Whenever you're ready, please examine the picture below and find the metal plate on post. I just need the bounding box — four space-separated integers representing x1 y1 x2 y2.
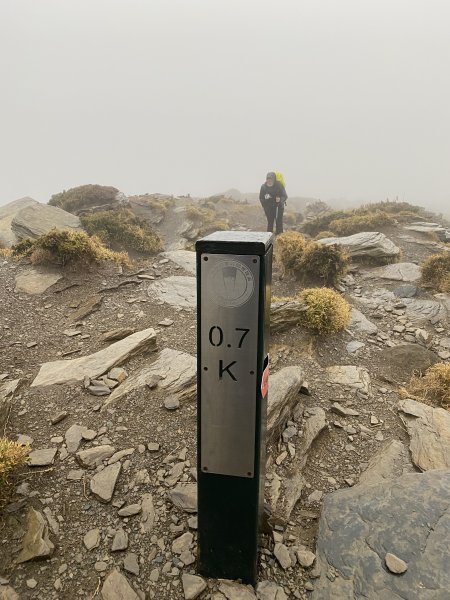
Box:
200 253 260 478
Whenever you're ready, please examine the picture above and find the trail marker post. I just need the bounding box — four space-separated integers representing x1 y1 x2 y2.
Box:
196 231 273 584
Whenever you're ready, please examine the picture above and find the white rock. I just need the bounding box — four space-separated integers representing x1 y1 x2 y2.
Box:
101 569 139 600
182 574 207 599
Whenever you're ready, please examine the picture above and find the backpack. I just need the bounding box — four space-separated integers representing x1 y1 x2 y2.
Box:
275 172 286 189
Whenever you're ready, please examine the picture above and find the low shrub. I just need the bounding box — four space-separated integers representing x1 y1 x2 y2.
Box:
12 229 130 268
421 253 450 293
277 231 348 286
407 363 450 409
0 240 12 258
80 208 162 254
284 211 297 226
329 211 393 236
297 288 351 334
315 231 335 240
185 203 230 237
49 184 120 214
0 438 30 487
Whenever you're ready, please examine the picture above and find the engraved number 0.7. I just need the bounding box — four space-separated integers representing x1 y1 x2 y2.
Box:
208 326 250 348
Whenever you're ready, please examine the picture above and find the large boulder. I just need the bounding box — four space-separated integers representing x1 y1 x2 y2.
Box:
318 231 400 259
15 268 62 295
312 470 450 600
11 203 82 240
379 344 439 383
0 197 38 246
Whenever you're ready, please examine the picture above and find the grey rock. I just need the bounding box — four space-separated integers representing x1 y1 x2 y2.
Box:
164 396 180 410
363 262 421 282
359 440 414 485
28 448 57 466
296 545 316 568
118 503 141 517
65 424 89 453
0 196 38 246
311 470 450 600
88 384 111 396
160 250 196 274
326 365 371 395
274 543 292 569
398 399 450 471
270 300 307 333
11 202 82 240
380 344 439 383
15 268 62 295
17 507 54 563
385 552 408 574
101 569 139 600
102 329 135 343
104 348 196 409
32 327 157 387
76 445 115 468
68 294 103 322
346 341 365 354
111 528 128 551
318 231 400 259
172 532 193 554
182 574 207 600
169 483 197 513
67 469 84 481
274 407 327 520
348 309 378 334
0 586 20 600
393 284 418 298
83 528 100 550
256 580 288 600
123 552 139 576
267 366 304 443
218 580 256 600
158 318 174 327
147 275 196 308
108 367 128 382
0 379 20 431
403 297 448 325
108 448 135 464
90 462 121 503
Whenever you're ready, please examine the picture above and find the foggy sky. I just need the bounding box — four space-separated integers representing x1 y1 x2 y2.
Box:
1 0 449 212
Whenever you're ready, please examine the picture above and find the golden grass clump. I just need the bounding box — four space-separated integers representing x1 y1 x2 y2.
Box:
421 253 450 293
277 231 348 286
185 203 230 237
296 288 351 334
329 210 393 236
314 231 335 240
407 363 450 409
49 184 119 214
12 229 130 268
0 240 12 258
80 208 162 254
0 438 30 487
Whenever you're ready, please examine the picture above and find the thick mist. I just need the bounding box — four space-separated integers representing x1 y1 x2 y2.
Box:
0 0 449 215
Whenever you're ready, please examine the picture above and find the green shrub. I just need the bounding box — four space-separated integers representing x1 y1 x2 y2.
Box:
421 253 450 293
407 363 450 409
296 288 351 334
49 184 120 214
0 438 30 487
80 208 162 254
12 229 130 268
276 231 348 285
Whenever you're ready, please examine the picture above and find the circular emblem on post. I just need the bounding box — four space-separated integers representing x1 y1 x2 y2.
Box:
207 258 255 307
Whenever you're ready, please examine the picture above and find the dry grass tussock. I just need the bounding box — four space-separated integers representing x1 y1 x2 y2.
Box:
297 288 351 334
406 363 450 409
80 208 162 254
49 184 119 214
302 200 424 237
420 252 450 293
0 240 12 258
276 231 348 286
12 229 130 268
0 438 30 488
185 204 229 236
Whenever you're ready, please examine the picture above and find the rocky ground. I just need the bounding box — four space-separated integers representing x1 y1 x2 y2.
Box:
1 204 450 600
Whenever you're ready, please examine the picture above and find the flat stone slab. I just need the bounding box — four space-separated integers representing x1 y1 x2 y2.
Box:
402 297 448 324
311 470 450 600
11 202 82 240
160 250 196 274
101 569 139 600
325 365 371 395
31 328 156 387
379 344 439 383
17 507 54 563
318 231 400 259
90 462 121 503
358 440 414 485
363 262 421 282
15 269 62 295
28 448 57 467
270 300 307 333
104 348 196 408
147 276 196 308
398 398 450 471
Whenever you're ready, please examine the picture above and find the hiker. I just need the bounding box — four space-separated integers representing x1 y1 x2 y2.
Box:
259 171 287 235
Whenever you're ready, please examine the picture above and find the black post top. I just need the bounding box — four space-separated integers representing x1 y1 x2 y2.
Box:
196 231 274 256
